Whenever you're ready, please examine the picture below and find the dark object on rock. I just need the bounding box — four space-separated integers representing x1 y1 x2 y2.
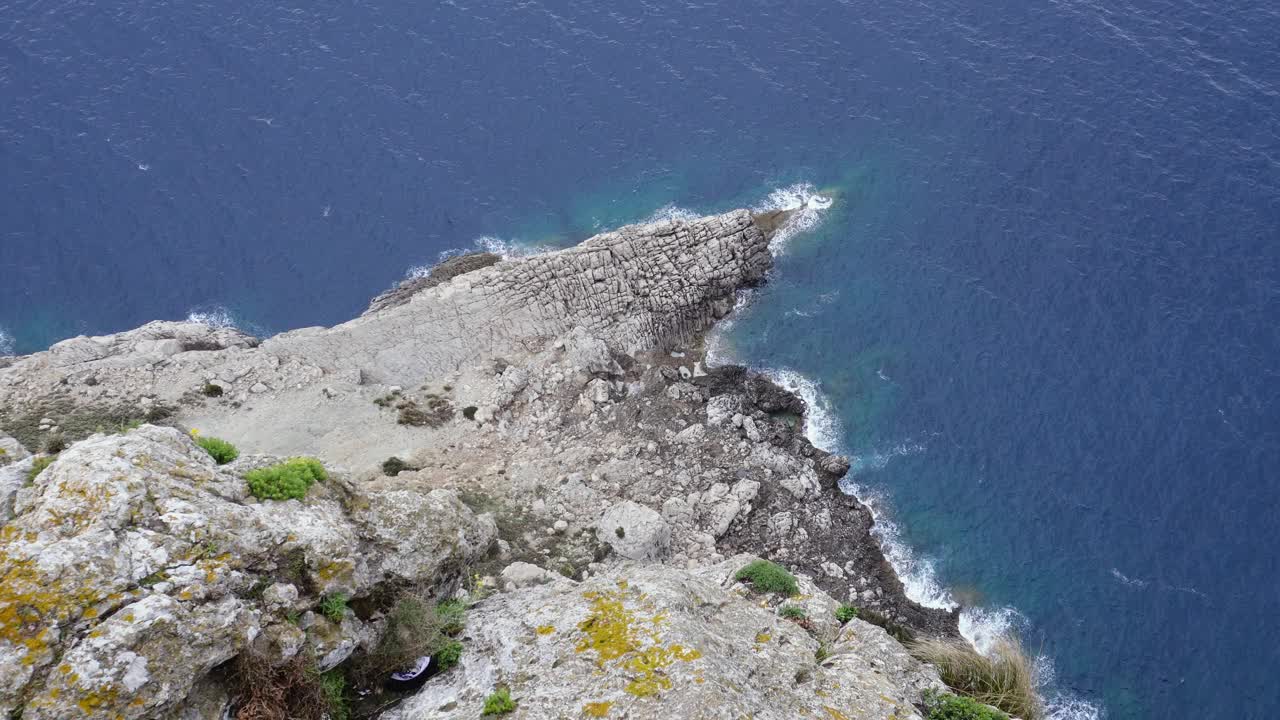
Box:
181 339 228 352
396 395 455 427
385 655 437 692
382 456 415 477
201 382 224 397
365 252 502 315
462 406 478 421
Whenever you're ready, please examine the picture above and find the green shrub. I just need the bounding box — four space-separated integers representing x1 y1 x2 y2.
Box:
779 605 807 620
435 599 467 635
317 669 350 720
364 595 468 682
201 383 224 397
815 643 832 663
26 455 55 484
923 689 1009 720
734 559 798 596
245 457 327 500
195 435 239 465
910 638 1041 720
482 687 517 715
436 639 463 671
319 593 348 623
836 604 858 623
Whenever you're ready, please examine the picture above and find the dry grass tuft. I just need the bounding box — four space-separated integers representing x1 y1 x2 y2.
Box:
230 653 329 720
909 636 1043 720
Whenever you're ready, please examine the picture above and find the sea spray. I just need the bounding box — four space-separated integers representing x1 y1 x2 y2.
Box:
417 235 555 275
185 306 238 329
760 367 844 453
641 203 700 224
0 326 14 356
750 182 833 255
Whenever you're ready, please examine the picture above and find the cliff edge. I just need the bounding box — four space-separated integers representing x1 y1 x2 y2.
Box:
0 210 969 720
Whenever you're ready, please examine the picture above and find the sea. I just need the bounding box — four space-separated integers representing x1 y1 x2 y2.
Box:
3 1 1278 717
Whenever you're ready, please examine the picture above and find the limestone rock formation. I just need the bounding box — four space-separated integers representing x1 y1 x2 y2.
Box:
0 210 970 719
383 557 945 720
0 426 494 719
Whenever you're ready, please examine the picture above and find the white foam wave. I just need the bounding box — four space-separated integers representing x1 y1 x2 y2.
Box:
1110 567 1149 589
473 235 551 260
760 367 843 453
0 326 14 356
1036 656 1105 720
642 203 700 224
850 441 927 473
185 306 238 329
959 605 1024 654
842 479 959 611
1045 695 1103 720
750 182 834 255
702 287 757 368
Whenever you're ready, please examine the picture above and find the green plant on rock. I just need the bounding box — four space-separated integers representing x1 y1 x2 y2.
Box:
245 457 327 500
779 605 807 620
317 668 350 720
922 689 1009 720
836 604 858 623
364 595 469 681
26 455 55 484
195 435 239 465
435 599 467 635
436 639 463 672
482 687 517 715
319 593 348 623
911 639 1041 720
734 559 799 596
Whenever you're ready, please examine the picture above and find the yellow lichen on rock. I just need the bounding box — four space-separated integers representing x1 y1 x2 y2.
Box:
573 583 703 699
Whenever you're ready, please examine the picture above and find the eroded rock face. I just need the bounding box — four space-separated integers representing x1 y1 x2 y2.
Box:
383 557 945 720
0 426 494 719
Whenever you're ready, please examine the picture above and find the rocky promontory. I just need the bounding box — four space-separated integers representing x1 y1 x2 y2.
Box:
0 210 973 719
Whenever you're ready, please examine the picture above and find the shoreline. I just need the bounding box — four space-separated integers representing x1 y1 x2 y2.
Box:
0 206 1041 718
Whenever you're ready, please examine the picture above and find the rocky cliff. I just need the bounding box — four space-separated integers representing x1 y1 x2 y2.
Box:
0 210 965 719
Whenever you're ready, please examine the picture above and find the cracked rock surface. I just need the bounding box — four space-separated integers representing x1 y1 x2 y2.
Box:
0 210 961 719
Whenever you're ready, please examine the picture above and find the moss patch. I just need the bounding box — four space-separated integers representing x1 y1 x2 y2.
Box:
245 458 326 501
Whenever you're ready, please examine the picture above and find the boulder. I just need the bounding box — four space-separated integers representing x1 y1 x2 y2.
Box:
597 501 671 561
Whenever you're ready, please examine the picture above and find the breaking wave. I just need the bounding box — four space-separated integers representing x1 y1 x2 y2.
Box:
760 367 844 453
1039 657 1105 720
750 182 833 255
641 203 700 224
422 235 555 274
0 326 14 356
185 305 238 329
775 365 1101 719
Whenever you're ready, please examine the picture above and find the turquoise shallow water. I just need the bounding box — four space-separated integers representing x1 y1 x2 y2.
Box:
5 1 1280 717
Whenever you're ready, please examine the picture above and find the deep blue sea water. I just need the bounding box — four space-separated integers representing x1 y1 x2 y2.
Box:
4 1 1279 717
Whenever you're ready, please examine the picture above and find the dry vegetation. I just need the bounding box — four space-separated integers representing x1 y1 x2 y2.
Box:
908 636 1043 720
